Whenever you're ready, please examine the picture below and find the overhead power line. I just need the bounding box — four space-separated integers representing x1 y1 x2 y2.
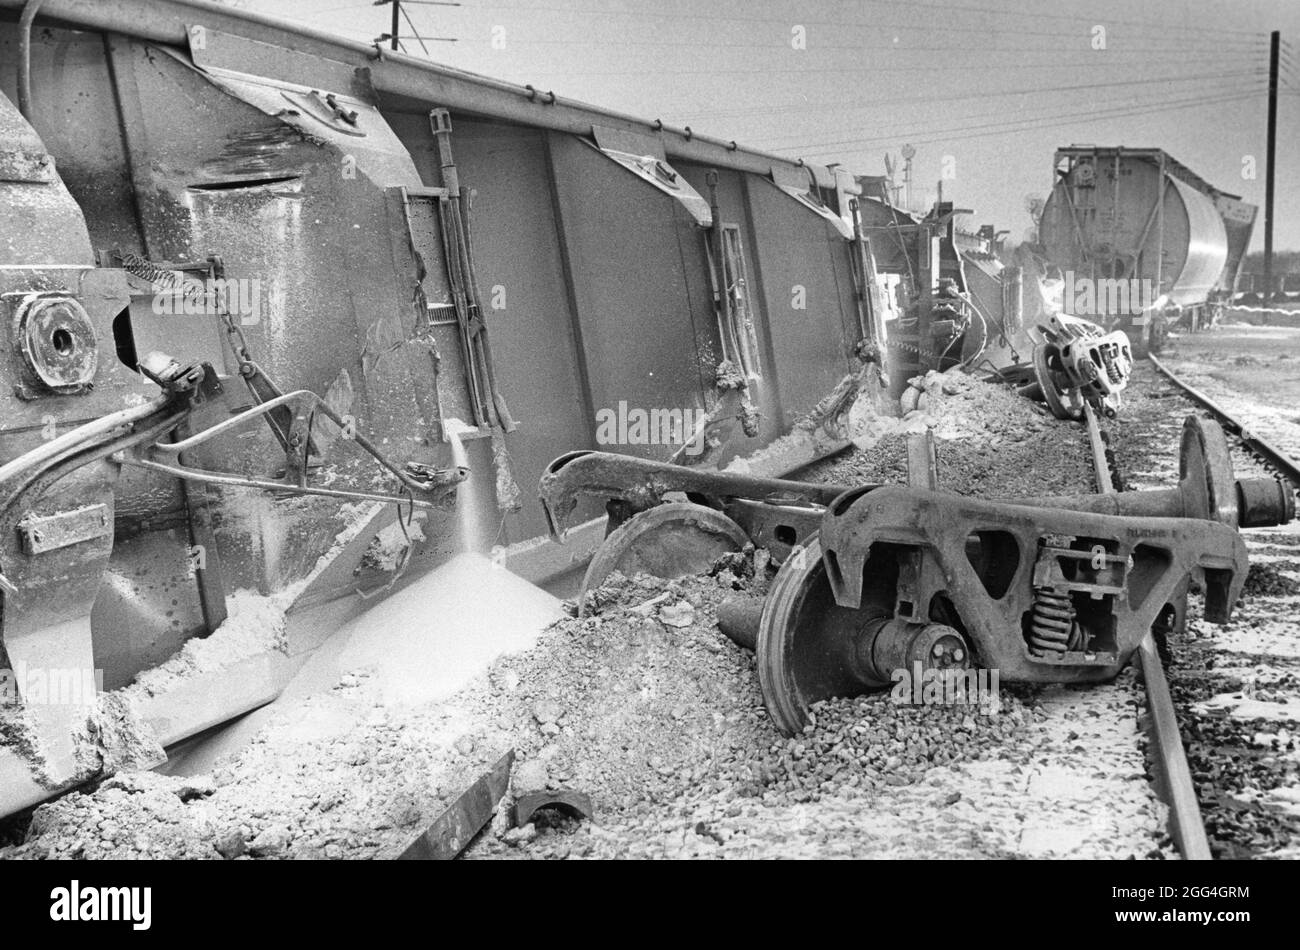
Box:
853 0 1266 39
455 39 1264 57
758 80 1268 149
470 1 1268 45
771 82 1267 153
784 89 1265 157
533 59 1268 78
661 68 1266 123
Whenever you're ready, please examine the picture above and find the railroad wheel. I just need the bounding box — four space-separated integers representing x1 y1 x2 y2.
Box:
1033 342 1084 421
757 536 878 735
577 501 748 615
1179 416 1237 528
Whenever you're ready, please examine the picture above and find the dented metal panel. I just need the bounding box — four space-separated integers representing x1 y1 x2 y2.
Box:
546 133 714 459
585 139 711 227
741 175 862 425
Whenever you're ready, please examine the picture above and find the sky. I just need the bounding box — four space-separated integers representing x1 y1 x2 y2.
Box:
243 0 1300 250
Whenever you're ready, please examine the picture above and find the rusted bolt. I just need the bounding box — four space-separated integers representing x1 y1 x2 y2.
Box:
16 294 97 392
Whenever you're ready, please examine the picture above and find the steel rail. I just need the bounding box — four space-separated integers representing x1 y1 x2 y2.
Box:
1084 402 1212 861
1149 353 1300 490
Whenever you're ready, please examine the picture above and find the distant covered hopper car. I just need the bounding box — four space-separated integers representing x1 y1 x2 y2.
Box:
1040 146 1256 355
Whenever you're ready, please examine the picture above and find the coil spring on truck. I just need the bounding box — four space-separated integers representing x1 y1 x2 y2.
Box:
1028 587 1085 655
1100 345 1126 385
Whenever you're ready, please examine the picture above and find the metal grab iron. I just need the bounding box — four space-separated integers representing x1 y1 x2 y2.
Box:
117 359 468 511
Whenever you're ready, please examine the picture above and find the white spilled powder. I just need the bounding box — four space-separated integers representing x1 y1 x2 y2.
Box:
1164 348 1300 461
287 552 564 709
724 367 889 477
443 418 487 553
123 590 293 700
298 501 386 589
116 502 382 702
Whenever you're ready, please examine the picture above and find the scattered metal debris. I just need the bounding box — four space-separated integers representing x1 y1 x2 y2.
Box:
398 751 515 860
1030 313 1133 420
514 789 593 827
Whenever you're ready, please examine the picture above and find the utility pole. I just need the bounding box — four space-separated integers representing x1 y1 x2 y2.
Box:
1264 30 1279 302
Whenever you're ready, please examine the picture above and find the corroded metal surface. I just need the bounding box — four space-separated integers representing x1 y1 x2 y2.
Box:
398 751 514 861
539 450 852 539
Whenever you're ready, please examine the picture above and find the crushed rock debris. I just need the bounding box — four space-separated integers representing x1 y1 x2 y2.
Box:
805 369 1094 498
1243 562 1300 599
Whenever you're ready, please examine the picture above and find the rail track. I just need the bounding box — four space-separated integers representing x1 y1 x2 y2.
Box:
1149 354 1300 489
1083 403 1212 860
1099 352 1300 859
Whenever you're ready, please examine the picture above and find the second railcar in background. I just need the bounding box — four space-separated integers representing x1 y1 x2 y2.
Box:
1040 146 1256 355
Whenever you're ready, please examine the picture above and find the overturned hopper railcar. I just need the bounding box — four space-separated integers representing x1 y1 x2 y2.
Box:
0 0 895 816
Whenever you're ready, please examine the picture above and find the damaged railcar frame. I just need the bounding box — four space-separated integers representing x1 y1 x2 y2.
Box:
0 0 890 816
542 417 1293 735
